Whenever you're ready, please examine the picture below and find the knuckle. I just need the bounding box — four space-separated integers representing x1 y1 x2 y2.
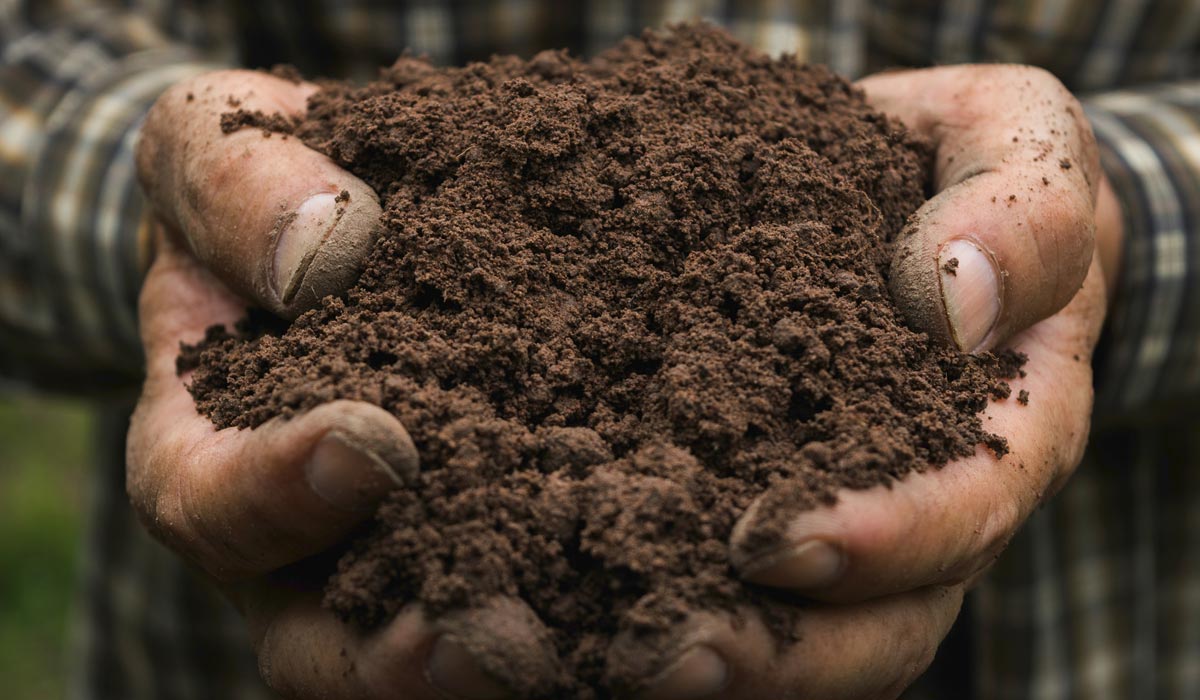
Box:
127 442 191 554
875 598 950 697
137 93 177 179
965 64 1062 98
1019 64 1064 90
151 74 208 122
139 71 231 196
1058 193 1095 272
126 428 248 579
898 631 938 675
133 127 158 183
902 641 939 690
1064 397 1093 467
1045 396 1093 499
176 472 254 581
969 496 1022 571
174 69 253 102
989 63 1069 99
1028 177 1095 303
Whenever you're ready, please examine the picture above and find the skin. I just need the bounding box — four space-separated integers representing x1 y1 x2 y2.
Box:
128 64 1122 699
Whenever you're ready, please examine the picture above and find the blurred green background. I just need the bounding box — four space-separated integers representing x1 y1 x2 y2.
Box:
0 394 92 699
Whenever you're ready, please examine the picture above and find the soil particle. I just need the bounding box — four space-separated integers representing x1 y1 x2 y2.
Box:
942 257 959 275
270 63 305 84
184 24 1022 698
219 108 297 136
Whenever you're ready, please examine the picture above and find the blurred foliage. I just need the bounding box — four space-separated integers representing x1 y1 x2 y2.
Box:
0 395 92 700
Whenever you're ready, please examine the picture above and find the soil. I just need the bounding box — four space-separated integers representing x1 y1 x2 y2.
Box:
182 24 1023 698
218 108 297 136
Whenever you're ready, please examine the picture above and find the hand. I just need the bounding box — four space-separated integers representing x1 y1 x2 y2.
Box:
613 65 1121 699
128 71 561 699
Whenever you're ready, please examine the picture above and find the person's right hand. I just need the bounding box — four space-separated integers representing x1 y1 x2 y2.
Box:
129 70 562 700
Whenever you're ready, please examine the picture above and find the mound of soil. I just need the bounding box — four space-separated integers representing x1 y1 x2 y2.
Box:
183 24 1020 698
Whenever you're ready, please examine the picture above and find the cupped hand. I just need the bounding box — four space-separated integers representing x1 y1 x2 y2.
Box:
613 65 1122 699
128 71 562 700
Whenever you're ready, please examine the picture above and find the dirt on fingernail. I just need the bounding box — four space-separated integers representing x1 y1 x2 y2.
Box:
180 23 1023 698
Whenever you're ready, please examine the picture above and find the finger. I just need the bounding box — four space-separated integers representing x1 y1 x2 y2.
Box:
237 584 562 700
136 69 381 317
729 254 1106 602
127 238 417 580
608 585 963 700
858 65 1099 351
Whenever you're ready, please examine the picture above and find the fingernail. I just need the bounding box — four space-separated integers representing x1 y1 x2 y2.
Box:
739 539 844 590
938 239 1001 352
273 192 341 304
636 645 729 700
304 431 401 512
426 635 514 700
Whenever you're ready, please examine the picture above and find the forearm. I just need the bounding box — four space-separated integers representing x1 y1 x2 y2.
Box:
0 3 220 392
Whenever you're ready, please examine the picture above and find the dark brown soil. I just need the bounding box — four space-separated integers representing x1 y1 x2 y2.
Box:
183 24 1021 698
218 108 297 136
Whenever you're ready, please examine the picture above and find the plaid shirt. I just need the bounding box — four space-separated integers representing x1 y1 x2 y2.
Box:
1 1 1197 698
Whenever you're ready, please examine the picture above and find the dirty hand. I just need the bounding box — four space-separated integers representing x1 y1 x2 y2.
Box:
618 65 1121 699
128 71 560 700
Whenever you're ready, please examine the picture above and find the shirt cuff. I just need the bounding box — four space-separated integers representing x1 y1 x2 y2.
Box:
11 54 217 390
1084 83 1200 418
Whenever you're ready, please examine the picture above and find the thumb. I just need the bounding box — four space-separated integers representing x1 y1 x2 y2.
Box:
136 69 381 318
859 65 1098 351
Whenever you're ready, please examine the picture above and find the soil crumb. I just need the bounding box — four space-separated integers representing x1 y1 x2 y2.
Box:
219 108 297 136
183 24 1022 698
269 63 304 84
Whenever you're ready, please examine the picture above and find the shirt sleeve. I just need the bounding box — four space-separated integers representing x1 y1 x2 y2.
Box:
0 2 221 393
1083 82 1200 419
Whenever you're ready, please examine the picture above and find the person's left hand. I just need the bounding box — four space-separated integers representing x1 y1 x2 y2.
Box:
607 65 1121 699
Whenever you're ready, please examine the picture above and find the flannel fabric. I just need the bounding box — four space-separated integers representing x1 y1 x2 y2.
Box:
0 1 1197 698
